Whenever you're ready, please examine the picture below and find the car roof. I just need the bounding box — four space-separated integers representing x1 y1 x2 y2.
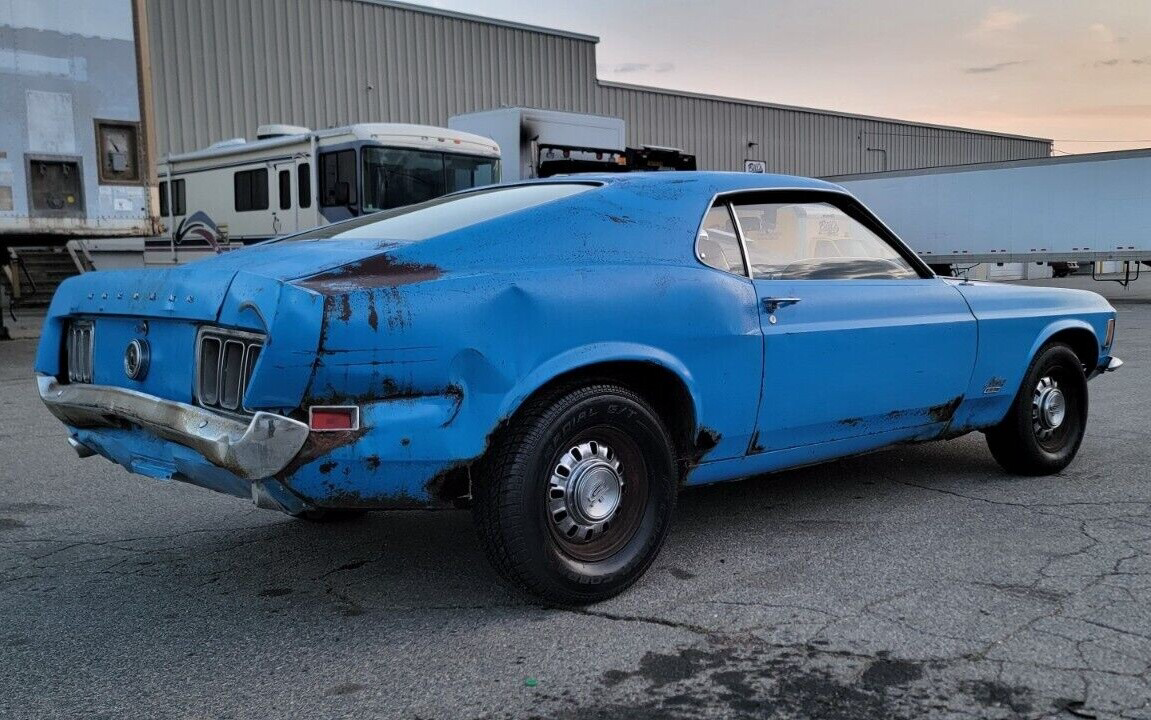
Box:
528 170 847 196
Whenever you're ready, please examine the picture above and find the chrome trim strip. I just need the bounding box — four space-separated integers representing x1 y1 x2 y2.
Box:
38 375 308 480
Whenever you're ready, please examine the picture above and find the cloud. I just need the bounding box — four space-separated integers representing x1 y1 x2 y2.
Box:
608 62 675 74
962 60 1024 74
1093 57 1151 68
975 7 1028 33
1053 104 1151 118
1089 22 1116 44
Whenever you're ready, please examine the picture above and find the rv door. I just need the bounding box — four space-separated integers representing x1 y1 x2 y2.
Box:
272 160 301 236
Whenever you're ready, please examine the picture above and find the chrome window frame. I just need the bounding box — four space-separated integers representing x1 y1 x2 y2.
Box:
692 187 934 281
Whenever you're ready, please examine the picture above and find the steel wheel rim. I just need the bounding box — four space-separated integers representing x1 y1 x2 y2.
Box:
1031 368 1075 451
544 427 648 563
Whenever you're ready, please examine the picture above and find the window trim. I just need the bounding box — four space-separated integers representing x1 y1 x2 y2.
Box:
694 188 933 280
694 201 750 278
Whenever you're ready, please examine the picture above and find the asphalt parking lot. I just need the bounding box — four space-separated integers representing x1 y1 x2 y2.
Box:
2 289 1149 720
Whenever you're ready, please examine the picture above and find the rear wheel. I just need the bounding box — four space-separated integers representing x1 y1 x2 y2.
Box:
472 383 677 605
986 343 1088 475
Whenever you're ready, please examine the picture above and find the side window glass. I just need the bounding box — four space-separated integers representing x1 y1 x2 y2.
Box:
298 163 311 208
696 203 746 276
234 169 268 212
278 169 291 210
320 150 357 207
734 202 917 280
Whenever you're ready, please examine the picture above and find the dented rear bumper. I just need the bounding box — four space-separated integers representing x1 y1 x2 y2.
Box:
37 375 309 481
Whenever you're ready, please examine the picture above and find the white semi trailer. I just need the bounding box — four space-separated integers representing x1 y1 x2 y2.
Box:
825 149 1151 282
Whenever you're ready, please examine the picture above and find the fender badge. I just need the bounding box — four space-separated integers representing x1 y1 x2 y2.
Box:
983 376 1006 394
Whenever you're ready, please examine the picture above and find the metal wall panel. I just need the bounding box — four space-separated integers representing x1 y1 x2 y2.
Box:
147 0 1051 174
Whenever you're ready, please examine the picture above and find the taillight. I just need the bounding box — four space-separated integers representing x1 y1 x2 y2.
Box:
309 406 360 432
1105 318 1115 348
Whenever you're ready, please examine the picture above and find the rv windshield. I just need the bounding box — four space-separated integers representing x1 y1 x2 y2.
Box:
362 147 500 211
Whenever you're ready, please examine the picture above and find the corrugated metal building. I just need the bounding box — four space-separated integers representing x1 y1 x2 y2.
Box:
145 0 1051 175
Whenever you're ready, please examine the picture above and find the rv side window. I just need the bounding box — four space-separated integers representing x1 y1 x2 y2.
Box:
158 179 185 216
298 163 311 208
278 170 291 210
234 168 269 212
320 150 357 207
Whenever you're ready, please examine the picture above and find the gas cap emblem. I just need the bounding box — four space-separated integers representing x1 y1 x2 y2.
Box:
124 339 150 380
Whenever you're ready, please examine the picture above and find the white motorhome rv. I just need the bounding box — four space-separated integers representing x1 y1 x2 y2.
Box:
79 123 500 268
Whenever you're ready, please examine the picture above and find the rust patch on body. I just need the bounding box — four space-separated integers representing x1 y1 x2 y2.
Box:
366 294 379 331
747 430 765 455
928 396 963 424
277 427 367 478
299 253 442 294
683 427 722 474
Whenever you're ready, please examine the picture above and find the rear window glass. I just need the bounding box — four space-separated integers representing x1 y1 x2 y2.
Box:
282 183 596 243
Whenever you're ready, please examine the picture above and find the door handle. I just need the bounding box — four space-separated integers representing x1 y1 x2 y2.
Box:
763 297 802 313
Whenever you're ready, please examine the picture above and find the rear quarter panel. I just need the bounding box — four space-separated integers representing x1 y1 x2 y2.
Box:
282 261 763 505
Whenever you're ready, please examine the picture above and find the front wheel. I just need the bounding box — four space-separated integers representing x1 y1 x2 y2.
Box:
986 343 1088 475
472 383 678 605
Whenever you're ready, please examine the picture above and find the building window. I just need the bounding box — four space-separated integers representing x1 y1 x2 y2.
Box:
159 179 186 216
94 120 141 184
298 163 311 208
278 169 291 210
320 150 356 206
234 168 268 212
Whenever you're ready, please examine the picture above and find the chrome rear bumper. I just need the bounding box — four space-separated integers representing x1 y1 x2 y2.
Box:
37 375 309 480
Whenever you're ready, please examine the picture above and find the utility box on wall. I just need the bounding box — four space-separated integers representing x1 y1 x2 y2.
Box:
0 0 154 242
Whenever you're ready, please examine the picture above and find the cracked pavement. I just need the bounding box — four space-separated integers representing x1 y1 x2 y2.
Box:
1 301 1149 719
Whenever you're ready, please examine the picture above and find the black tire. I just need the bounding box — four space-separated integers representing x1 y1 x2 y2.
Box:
472 383 678 605
291 508 369 523
986 343 1088 475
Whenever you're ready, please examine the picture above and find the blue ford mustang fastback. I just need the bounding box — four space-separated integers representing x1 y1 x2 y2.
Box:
36 172 1121 603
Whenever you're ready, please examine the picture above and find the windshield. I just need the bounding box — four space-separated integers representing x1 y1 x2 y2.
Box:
362 147 500 211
